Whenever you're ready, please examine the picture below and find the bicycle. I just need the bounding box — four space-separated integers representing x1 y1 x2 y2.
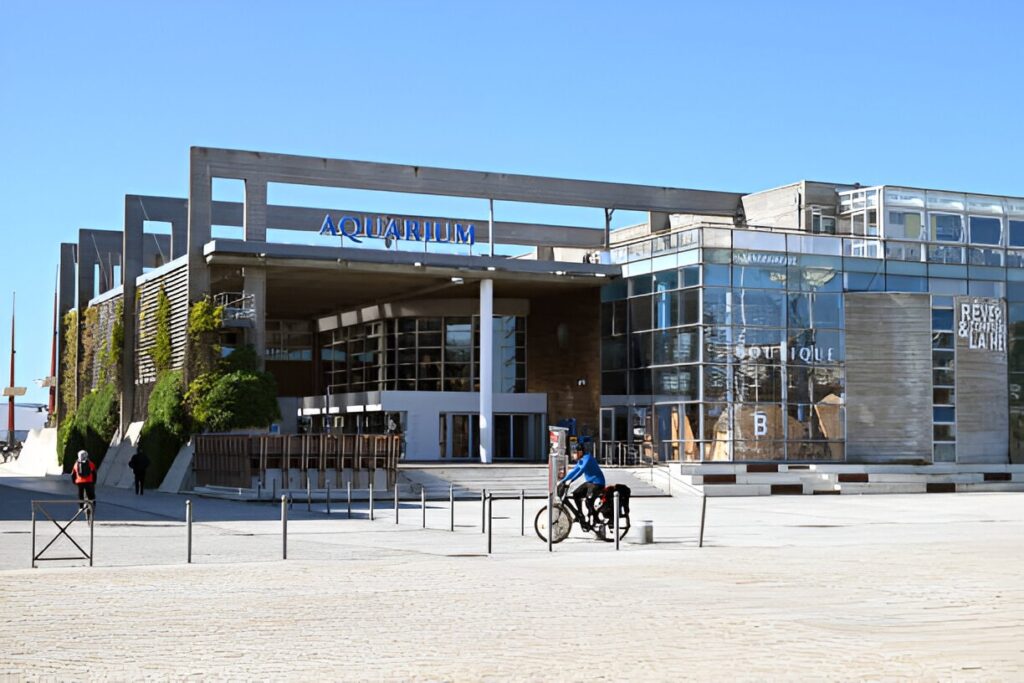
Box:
534 483 630 543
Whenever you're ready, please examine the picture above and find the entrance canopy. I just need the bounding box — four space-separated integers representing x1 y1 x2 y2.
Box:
204 238 618 319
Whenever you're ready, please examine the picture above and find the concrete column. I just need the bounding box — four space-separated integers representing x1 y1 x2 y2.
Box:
170 219 188 260
479 278 493 464
187 149 212 304
186 151 213 383
76 230 97 313
121 198 145 432
244 267 267 369
55 243 77 423
244 177 268 242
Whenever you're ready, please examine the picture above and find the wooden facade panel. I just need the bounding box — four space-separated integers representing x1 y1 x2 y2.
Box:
955 297 1009 463
135 264 188 383
845 293 932 463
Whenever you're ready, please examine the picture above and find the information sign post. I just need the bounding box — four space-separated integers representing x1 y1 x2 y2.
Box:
547 426 568 553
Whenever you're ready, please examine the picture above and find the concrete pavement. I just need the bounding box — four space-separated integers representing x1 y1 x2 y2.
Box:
0 475 1022 679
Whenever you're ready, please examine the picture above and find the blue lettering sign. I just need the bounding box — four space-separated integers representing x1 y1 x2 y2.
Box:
404 219 421 241
319 215 339 236
320 213 475 247
454 223 475 245
339 216 363 243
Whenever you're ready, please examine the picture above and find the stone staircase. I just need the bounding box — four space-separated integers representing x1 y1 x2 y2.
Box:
634 462 1024 497
397 464 667 499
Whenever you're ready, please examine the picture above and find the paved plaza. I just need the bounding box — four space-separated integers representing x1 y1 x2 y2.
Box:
0 475 1022 680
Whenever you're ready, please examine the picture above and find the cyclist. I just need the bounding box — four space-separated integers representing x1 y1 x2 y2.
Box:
558 443 605 531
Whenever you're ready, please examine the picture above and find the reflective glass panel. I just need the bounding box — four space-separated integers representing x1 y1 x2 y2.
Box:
1010 220 1024 248
887 274 928 292
629 296 652 331
679 290 700 325
653 291 679 329
732 289 785 326
702 287 729 326
732 364 782 402
885 241 924 261
967 247 1004 266
703 326 730 363
652 327 699 364
703 365 728 401
930 213 964 242
969 216 1001 245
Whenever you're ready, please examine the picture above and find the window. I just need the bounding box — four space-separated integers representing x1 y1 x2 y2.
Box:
969 216 1001 245
886 211 923 240
1010 220 1024 248
930 213 963 242
887 274 928 292
811 209 837 235
265 320 313 361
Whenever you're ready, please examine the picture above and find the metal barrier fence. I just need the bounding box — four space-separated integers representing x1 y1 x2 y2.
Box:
31 500 94 568
598 441 658 467
29 480 708 568
180 486 636 563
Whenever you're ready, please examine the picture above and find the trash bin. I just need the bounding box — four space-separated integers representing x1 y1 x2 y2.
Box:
631 519 654 544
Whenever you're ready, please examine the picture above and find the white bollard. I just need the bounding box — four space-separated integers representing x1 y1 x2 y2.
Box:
632 519 654 545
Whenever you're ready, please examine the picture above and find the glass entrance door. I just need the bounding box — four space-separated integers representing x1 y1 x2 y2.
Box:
445 413 534 460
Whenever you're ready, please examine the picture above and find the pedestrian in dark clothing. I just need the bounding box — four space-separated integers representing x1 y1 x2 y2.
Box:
129 448 150 495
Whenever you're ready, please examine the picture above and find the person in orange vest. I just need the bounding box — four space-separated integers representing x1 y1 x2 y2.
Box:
72 450 97 513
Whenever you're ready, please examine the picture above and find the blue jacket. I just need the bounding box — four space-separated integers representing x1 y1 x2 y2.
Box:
561 453 605 487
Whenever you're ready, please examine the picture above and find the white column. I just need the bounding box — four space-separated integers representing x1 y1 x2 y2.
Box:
479 278 494 463
488 198 495 258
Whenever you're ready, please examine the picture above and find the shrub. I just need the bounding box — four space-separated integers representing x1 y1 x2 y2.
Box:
188 296 223 377
187 346 281 432
58 383 119 469
149 287 173 373
138 370 189 488
60 310 78 414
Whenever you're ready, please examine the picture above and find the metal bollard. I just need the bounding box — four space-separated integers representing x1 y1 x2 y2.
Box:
421 487 426 529
89 503 94 566
613 491 620 551
30 505 35 569
699 494 707 548
186 499 193 563
520 489 525 536
395 485 400 524
480 489 486 533
369 484 374 521
326 481 331 515
256 483 262 500
307 478 312 513
487 494 493 555
281 495 288 560
449 484 454 532
272 478 277 500
347 481 352 519
547 492 553 553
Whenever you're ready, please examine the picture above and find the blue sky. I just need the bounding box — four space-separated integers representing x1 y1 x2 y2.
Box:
2 0 1023 404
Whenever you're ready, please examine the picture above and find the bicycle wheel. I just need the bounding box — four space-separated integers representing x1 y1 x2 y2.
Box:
534 504 573 543
594 515 630 542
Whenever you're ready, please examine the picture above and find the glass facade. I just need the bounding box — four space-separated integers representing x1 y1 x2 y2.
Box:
603 186 1023 463
321 316 526 395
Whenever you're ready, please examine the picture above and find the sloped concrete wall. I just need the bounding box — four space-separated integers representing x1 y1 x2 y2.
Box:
0 428 61 476
97 422 145 488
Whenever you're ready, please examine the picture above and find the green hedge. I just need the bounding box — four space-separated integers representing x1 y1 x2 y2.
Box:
187 346 281 433
138 370 190 488
58 383 119 470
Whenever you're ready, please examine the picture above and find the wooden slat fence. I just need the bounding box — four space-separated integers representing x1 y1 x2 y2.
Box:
193 434 401 489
